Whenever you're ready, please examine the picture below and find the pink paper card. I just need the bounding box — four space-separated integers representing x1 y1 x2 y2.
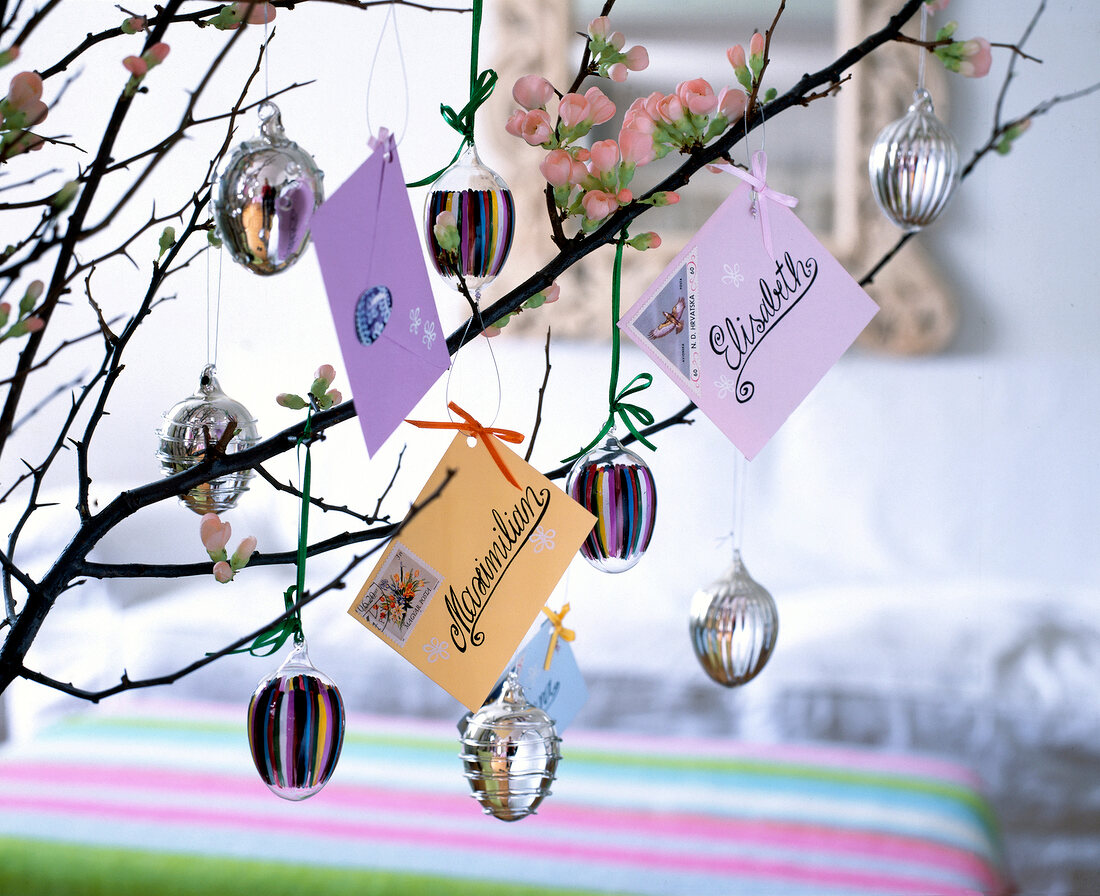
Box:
311 133 451 456
619 179 878 459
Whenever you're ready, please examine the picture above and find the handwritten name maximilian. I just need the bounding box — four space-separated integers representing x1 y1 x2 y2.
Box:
445 484 551 653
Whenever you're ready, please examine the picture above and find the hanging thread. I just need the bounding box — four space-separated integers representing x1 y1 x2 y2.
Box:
407 0 497 187
205 244 223 369
917 3 928 91
365 3 410 148
563 230 656 463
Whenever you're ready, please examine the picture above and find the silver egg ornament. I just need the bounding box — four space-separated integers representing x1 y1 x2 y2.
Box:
868 88 959 232
459 672 560 821
689 551 778 687
247 640 345 801
155 364 259 515
566 434 657 574
424 143 515 294
214 101 324 275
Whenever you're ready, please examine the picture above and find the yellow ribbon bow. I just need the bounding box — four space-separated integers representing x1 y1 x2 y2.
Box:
542 603 575 670
406 401 525 489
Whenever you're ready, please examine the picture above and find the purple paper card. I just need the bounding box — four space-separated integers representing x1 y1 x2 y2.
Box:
620 180 878 459
311 134 450 456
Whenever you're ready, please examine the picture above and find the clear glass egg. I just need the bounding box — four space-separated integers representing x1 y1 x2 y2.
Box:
459 672 560 822
423 143 515 294
214 101 324 275
868 88 959 232
154 364 259 515
247 640 345 801
689 550 778 687
566 434 657 574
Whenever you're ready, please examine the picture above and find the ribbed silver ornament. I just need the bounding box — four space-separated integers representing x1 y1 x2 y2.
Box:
689 550 778 687
155 364 259 515
868 88 959 232
459 672 560 822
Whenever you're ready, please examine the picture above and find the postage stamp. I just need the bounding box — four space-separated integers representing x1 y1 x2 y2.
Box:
349 543 442 647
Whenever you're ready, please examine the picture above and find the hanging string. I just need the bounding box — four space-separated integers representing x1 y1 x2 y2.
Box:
917 3 928 91
205 244 223 369
563 229 656 463
262 2 271 101
365 3 410 148
407 0 497 188
444 292 503 429
731 450 747 556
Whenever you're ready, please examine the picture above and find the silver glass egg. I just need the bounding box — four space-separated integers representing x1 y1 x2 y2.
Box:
689 550 778 687
214 101 324 275
459 671 560 822
869 88 959 232
155 364 259 515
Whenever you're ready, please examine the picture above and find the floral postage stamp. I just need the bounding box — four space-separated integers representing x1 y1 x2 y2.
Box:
349 543 441 647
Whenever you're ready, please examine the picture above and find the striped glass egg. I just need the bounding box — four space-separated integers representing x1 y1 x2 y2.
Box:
247 640 345 801
460 672 560 822
154 365 259 515
689 551 778 688
868 88 959 232
566 434 657 574
424 143 514 294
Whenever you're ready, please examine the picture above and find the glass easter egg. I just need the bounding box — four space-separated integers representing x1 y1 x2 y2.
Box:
424 143 515 294
689 550 778 687
354 284 393 346
247 640 345 801
868 88 959 232
566 434 657 573
155 364 259 515
459 672 560 822
214 102 324 275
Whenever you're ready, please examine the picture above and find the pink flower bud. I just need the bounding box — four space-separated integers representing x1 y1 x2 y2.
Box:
655 94 685 126
325 388 342 405
588 16 609 39
541 283 561 304
483 325 503 338
122 16 147 34
727 45 746 71
609 31 625 51
519 108 553 146
200 513 232 554
540 148 575 187
144 42 170 66
619 126 656 166
588 139 620 176
7 71 43 110
557 93 591 130
23 316 43 333
26 280 43 300
581 189 619 222
608 62 628 83
231 536 257 569
236 1 276 23
624 46 649 72
958 37 992 78
314 364 336 385
717 86 748 121
123 55 148 77
676 78 718 117
749 32 765 58
584 86 616 125
505 108 526 138
512 74 554 110
213 561 234 583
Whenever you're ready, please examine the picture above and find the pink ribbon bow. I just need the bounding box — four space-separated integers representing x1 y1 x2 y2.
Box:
717 150 798 262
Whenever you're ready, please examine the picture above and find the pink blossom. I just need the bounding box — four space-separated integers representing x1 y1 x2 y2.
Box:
518 108 553 146
23 317 43 332
236 1 276 23
26 280 44 300
624 45 649 72
231 536 257 569
557 93 592 130
588 16 609 39
727 45 746 71
584 86 616 125
676 78 718 117
959 37 992 77
749 32 765 58
144 42 170 65
314 364 336 385
482 325 503 338
541 149 575 186
200 513 232 554
627 232 661 251
655 94 685 126
581 189 619 222
608 63 628 83
123 55 148 77
513 74 555 110
7 71 43 110
608 31 625 52
717 86 748 121
623 99 657 134
213 561 234 583
541 283 560 304
505 109 526 138
122 16 147 34
325 388 343 405
588 139 621 176
619 126 656 166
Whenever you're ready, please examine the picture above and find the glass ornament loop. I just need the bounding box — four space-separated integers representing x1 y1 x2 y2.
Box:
868 88 959 232
459 672 560 822
689 550 778 687
155 366 259 515
424 143 515 295
566 433 657 574
247 639 345 801
214 100 324 276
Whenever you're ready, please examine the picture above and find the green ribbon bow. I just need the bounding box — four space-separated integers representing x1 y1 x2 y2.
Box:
407 0 497 188
563 230 657 463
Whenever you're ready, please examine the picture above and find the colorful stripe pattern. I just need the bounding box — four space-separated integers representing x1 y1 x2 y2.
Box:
247 670 345 801
426 188 515 288
0 699 1013 896
569 458 657 573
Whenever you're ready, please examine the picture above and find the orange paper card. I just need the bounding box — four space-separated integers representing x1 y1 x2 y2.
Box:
347 432 595 711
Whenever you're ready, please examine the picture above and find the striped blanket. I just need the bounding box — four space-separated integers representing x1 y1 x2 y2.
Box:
0 699 1013 896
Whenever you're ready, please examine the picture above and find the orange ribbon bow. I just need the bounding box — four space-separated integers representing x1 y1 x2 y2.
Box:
406 401 525 489
541 603 575 670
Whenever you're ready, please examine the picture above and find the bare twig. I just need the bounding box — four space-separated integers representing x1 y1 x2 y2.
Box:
525 327 552 462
